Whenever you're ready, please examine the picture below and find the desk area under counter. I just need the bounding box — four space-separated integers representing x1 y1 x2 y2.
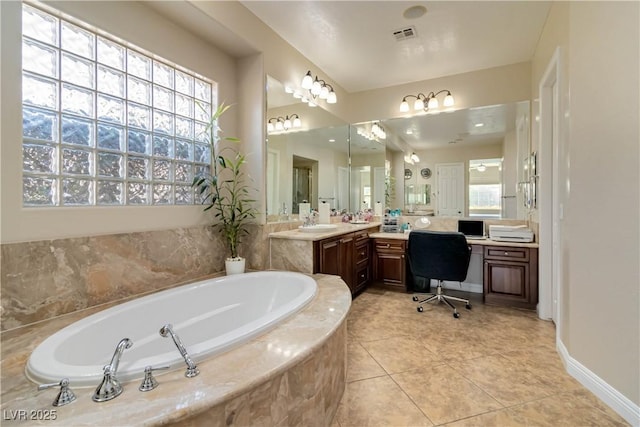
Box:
368 232 539 310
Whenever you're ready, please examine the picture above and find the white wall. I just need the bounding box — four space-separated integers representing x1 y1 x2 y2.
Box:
0 1 238 243
567 1 639 407
532 0 640 414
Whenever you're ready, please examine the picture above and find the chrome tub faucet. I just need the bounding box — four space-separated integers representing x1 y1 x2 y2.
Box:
159 324 199 378
93 338 133 402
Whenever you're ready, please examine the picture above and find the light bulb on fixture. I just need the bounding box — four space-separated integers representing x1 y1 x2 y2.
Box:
319 85 329 99
399 99 410 113
275 120 284 131
301 71 313 89
311 78 322 96
293 116 302 127
283 118 292 129
411 152 420 163
327 90 337 104
267 122 274 132
414 98 425 110
443 91 454 107
476 164 486 172
427 97 438 109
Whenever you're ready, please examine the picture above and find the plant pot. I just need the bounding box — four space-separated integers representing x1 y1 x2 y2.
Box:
225 257 246 275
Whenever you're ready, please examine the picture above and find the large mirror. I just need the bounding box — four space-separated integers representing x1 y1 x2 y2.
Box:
381 101 530 219
266 76 349 221
348 123 387 213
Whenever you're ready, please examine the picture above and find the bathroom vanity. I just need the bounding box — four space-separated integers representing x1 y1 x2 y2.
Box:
269 223 380 296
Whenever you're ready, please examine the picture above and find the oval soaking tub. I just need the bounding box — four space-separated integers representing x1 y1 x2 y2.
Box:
26 271 317 386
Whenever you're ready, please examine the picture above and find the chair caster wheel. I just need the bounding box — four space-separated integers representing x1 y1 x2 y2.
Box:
417 306 424 312
465 304 472 310
453 312 460 318
412 296 419 301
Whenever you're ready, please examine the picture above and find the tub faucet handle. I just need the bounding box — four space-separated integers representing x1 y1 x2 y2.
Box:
92 338 133 402
138 365 170 392
38 378 76 407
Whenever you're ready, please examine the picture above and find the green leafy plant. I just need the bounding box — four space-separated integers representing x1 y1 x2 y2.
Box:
192 103 257 259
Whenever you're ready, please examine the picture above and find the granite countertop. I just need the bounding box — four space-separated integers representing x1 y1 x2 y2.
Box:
368 231 539 248
0 274 351 426
268 222 381 241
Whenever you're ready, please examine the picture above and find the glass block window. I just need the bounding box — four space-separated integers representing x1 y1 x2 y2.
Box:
21 3 216 207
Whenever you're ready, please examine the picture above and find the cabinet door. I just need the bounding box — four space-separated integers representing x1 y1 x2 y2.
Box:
373 239 406 289
318 234 355 294
319 237 341 277
339 235 355 291
484 259 532 308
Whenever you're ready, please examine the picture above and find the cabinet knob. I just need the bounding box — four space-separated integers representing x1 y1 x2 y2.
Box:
385 244 390 248
504 252 509 256
360 273 365 278
360 251 365 256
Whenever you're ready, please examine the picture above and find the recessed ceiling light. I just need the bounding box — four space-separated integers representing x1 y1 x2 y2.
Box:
329 139 335 143
475 123 484 127
403 5 427 19
406 129 413 135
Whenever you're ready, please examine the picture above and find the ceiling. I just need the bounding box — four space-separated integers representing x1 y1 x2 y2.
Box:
246 1 549 152
241 1 551 92
151 1 551 153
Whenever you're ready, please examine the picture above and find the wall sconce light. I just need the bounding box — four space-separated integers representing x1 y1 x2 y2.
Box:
301 70 337 104
399 90 454 113
267 114 302 133
476 163 487 172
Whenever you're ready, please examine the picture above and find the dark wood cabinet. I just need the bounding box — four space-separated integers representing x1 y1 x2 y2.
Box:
372 238 407 290
316 229 372 296
483 245 538 309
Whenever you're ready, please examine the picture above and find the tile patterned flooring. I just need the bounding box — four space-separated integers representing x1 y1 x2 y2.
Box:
332 287 630 427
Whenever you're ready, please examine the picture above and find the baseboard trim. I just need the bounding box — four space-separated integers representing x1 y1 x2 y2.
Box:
557 339 640 426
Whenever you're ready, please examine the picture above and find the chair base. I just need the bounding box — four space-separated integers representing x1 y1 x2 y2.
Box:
413 281 471 318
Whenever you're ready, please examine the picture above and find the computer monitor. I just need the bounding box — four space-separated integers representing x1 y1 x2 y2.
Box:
457 220 485 238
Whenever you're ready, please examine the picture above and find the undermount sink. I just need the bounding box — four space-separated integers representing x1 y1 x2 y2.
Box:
298 224 338 233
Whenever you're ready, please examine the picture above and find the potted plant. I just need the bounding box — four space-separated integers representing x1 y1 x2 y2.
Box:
192 103 257 275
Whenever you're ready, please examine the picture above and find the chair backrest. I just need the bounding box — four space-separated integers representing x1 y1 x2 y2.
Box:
407 230 471 282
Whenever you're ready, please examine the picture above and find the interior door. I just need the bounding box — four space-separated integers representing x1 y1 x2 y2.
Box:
436 163 464 216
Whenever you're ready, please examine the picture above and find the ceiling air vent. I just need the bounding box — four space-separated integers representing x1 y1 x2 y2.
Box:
392 26 417 41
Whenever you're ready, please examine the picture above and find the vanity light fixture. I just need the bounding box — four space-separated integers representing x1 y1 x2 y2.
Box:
267 114 302 133
371 122 387 140
399 90 454 113
404 152 420 165
301 70 337 104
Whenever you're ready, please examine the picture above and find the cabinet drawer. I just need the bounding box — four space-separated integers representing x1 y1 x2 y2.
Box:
484 246 529 262
374 239 405 252
355 243 369 263
354 230 369 244
355 265 369 291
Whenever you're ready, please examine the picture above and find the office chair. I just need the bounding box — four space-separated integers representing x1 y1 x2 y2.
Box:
407 230 472 318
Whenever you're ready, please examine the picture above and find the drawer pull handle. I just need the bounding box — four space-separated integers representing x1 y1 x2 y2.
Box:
504 252 509 256
386 244 390 248
361 274 365 278
360 252 365 256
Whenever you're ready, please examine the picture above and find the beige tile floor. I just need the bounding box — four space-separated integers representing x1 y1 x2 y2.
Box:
333 287 630 427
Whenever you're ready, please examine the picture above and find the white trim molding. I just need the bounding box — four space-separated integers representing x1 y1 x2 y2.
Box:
558 340 640 426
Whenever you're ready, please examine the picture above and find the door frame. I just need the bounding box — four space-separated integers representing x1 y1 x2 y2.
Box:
538 47 563 331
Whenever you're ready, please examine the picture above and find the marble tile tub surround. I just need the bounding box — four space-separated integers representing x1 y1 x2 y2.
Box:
0 225 259 331
0 274 350 426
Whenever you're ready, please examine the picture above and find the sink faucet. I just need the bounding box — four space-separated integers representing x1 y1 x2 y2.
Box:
92 338 133 402
159 324 199 378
